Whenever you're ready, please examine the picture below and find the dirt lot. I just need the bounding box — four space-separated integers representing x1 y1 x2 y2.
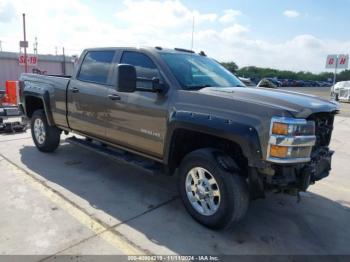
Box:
0 87 349 259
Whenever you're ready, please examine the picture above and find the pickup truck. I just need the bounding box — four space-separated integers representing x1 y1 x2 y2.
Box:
20 47 338 229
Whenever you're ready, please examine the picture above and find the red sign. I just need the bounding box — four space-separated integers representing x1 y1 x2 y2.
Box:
337 54 349 69
326 55 337 69
18 55 38 66
326 54 349 69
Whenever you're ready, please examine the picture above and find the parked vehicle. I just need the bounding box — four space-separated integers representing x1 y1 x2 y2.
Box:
20 47 338 229
0 82 27 133
303 80 314 87
316 81 329 87
265 78 282 87
280 79 290 87
257 78 277 88
238 77 255 86
332 81 350 102
0 89 4 100
280 79 297 87
0 105 26 133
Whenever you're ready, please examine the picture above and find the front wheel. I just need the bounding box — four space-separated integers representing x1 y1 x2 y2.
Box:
331 91 339 101
31 109 61 152
335 93 339 101
178 148 249 229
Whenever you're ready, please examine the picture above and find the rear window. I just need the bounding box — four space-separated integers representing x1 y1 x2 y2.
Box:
78 51 115 84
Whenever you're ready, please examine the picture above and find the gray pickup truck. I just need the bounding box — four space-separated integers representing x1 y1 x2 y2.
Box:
20 47 338 229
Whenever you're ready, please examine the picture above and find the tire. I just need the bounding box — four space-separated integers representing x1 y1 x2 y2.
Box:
331 91 339 101
31 109 61 152
178 148 249 230
4 124 12 133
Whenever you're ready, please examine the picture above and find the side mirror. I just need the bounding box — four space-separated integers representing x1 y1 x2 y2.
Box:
117 64 137 93
135 77 166 93
151 77 166 92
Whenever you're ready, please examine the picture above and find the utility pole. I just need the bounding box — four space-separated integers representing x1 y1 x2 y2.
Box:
333 56 338 87
22 13 28 73
33 37 38 54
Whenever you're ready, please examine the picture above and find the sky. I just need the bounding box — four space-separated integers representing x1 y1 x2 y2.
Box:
0 0 349 72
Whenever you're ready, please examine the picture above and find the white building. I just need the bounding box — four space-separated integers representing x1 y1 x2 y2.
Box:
0 51 75 89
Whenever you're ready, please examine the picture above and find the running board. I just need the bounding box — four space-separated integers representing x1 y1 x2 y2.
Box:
66 136 164 176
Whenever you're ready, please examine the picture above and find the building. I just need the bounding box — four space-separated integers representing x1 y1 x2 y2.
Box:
0 51 75 90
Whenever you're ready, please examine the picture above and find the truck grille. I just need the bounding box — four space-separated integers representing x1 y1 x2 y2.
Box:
339 88 350 100
308 112 335 149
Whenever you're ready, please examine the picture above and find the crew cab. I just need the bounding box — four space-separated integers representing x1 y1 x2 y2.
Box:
20 47 338 229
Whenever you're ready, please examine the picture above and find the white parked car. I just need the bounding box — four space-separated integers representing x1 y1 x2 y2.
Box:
331 81 350 102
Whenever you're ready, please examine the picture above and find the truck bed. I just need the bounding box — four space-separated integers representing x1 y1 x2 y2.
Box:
20 73 71 128
20 73 71 87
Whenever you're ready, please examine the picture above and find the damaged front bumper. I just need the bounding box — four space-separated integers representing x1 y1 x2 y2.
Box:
268 147 333 193
251 112 337 197
249 147 333 199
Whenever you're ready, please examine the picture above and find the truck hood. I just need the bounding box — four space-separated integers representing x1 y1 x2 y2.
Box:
200 87 339 118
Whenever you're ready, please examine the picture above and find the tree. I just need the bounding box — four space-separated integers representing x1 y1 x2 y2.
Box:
220 62 239 73
220 61 350 82
337 70 350 81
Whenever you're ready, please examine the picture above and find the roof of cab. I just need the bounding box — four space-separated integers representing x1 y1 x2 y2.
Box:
83 46 201 55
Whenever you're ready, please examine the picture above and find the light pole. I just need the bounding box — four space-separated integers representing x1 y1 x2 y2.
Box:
22 13 28 73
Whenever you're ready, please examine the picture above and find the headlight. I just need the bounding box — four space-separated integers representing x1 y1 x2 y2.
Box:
267 117 316 163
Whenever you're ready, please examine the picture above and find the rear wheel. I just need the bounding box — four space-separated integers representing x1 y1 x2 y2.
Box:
31 109 61 152
178 148 249 229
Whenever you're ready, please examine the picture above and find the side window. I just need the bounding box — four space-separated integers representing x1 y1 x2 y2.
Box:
120 51 160 88
78 51 115 85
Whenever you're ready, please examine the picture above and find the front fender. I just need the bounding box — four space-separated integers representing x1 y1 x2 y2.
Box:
164 111 264 168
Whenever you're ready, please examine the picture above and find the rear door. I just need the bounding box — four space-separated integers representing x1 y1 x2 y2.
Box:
67 50 117 139
105 51 169 159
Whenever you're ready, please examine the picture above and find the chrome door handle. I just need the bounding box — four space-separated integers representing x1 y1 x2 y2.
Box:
108 94 121 101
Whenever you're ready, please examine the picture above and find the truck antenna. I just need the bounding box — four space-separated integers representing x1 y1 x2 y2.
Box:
191 15 195 51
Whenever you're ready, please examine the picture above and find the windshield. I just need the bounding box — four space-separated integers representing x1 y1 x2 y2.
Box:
160 53 245 90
